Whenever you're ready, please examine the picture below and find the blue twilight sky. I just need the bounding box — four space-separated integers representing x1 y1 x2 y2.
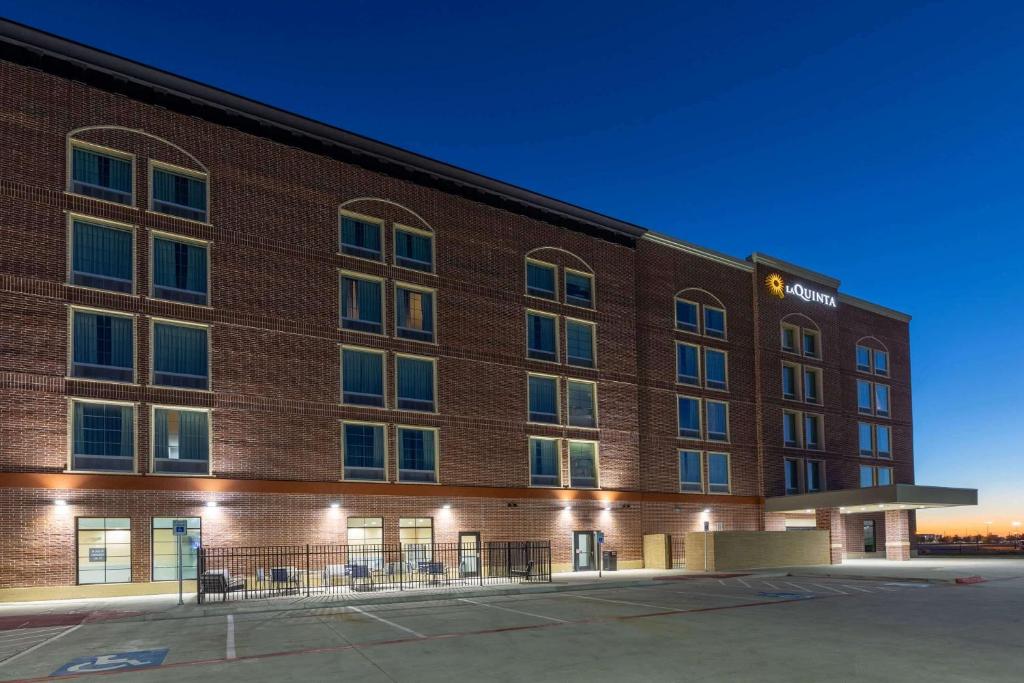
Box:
7 1 1022 532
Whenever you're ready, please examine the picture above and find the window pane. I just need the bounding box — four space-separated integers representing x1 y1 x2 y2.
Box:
341 276 383 334
677 344 699 385
526 313 557 361
704 307 725 338
77 517 132 584
857 380 873 413
705 349 727 390
782 365 797 399
783 412 799 447
343 424 385 480
396 357 436 412
568 442 597 488
803 369 818 403
706 402 728 441
395 228 433 272
679 450 702 492
152 323 209 389
877 467 893 486
781 326 796 351
804 415 820 449
707 453 729 492
859 422 873 456
678 397 700 438
71 220 133 293
152 168 207 222
875 384 890 417
784 459 800 494
396 287 434 342
152 517 201 581
805 461 821 492
528 375 558 423
72 402 134 472
564 271 593 308
567 381 596 428
856 346 871 372
153 409 209 474
71 312 134 382
340 216 382 260
566 321 594 367
676 300 698 332
71 147 132 204
860 465 874 488
153 237 207 305
530 438 559 486
874 350 889 376
398 428 436 482
526 262 555 298
342 349 384 406
802 331 818 357
876 425 891 457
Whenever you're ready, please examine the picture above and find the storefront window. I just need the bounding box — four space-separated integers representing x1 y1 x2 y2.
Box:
152 517 201 581
399 517 433 564
77 518 131 584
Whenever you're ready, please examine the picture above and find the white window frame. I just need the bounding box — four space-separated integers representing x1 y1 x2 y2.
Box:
148 317 212 391
528 436 561 488
527 372 561 425
341 420 389 482
149 404 213 477
567 439 600 489
394 281 437 345
676 341 701 386
394 353 438 414
340 344 387 408
525 258 558 301
393 223 436 274
148 159 210 224
338 209 384 263
67 397 138 474
565 317 597 368
525 309 560 364
148 229 211 307
66 139 136 207
395 425 440 484
705 400 730 443
67 306 138 385
677 395 702 440
678 449 704 493
706 451 731 494
66 213 137 295
563 268 595 310
566 378 599 429
339 269 387 337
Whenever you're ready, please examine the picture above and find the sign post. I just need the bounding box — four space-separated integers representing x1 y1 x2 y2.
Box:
596 531 605 578
703 520 710 572
172 520 187 606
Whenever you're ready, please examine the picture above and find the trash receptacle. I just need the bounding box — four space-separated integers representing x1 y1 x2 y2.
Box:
602 550 618 571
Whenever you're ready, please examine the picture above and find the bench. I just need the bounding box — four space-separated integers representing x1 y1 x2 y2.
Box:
200 570 246 601
510 561 535 580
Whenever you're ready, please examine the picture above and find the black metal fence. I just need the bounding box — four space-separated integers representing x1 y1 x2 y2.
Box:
197 541 551 603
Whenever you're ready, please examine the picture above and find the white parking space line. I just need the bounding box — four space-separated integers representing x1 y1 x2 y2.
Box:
0 627 70 645
566 594 671 610
811 583 848 595
226 614 236 660
458 598 567 623
761 581 781 591
784 582 811 593
842 584 873 593
350 606 426 639
736 578 751 588
0 624 80 668
626 587 769 602
717 579 726 586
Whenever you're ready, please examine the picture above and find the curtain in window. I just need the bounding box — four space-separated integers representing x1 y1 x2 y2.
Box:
678 397 699 431
74 403 132 457
341 218 381 253
706 351 726 384
345 425 384 468
569 442 596 484
72 221 132 281
153 237 207 293
396 230 432 265
153 169 206 209
342 278 382 323
527 263 554 294
529 376 557 418
566 322 592 363
397 357 434 402
565 272 592 304
398 289 433 332
154 323 208 377
343 350 383 397
568 382 595 427
678 345 698 381
73 313 132 368
707 403 727 436
680 451 701 486
400 429 435 471
528 314 555 352
73 148 131 192
708 454 728 487
155 409 208 461
531 439 558 478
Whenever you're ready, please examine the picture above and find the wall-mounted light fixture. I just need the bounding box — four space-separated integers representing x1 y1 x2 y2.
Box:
442 504 452 510
54 499 67 507
330 502 340 509
206 501 218 508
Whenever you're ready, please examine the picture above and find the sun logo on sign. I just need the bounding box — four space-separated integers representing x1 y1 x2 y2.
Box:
765 272 786 299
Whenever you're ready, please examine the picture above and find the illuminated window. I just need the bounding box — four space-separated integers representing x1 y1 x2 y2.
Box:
568 440 598 488
152 517 201 581
77 518 131 584
396 284 435 343
347 517 383 546
399 517 433 563
152 407 209 475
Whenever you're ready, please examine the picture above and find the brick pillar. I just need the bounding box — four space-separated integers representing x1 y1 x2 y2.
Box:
815 508 845 564
885 510 911 561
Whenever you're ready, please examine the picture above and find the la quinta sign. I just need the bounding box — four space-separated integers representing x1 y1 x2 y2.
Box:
765 273 837 308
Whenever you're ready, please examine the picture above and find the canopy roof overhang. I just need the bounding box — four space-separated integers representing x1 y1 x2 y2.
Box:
765 484 978 515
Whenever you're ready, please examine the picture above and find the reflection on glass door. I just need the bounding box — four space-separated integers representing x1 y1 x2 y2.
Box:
573 531 595 571
459 531 480 577
864 520 877 553
77 518 131 584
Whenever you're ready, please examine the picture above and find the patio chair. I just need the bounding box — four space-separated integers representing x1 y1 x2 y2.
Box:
350 563 374 592
200 569 246 601
510 561 535 580
424 562 447 586
270 566 301 591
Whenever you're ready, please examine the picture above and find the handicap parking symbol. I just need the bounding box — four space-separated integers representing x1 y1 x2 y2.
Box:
758 591 813 600
52 649 169 676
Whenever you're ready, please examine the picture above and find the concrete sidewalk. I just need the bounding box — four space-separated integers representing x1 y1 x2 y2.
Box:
782 557 1024 583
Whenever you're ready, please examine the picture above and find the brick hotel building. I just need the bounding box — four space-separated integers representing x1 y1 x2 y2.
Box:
0 21 974 597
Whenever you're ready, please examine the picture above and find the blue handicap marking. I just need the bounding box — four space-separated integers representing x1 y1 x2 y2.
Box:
758 591 813 600
52 649 168 676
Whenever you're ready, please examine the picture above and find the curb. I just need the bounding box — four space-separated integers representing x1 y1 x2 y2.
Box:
783 571 953 584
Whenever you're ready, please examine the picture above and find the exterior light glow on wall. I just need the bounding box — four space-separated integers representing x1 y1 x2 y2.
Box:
54 499 67 506
330 502 340 509
206 501 218 508
442 504 451 510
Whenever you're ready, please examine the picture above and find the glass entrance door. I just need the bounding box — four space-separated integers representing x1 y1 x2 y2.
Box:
459 531 480 577
573 531 595 571
864 520 877 553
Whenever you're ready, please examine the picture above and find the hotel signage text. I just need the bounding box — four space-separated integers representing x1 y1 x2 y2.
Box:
765 273 837 308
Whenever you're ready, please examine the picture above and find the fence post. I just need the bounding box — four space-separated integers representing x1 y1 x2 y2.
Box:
306 544 311 597
399 546 404 591
196 547 204 604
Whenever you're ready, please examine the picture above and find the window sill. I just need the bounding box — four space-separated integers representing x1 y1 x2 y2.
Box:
66 282 139 298
64 469 139 476
66 377 140 387
143 296 213 310
144 209 213 229
340 402 388 410
150 385 213 394
64 190 138 210
395 480 441 486
147 472 214 478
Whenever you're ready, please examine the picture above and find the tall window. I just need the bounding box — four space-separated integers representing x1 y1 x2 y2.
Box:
801 329 820 359
151 165 208 222
805 460 823 492
342 422 386 481
526 311 557 362
526 260 556 299
677 343 700 386
77 518 131 584
340 215 382 261
347 517 384 545
152 235 208 305
875 384 891 417
679 450 702 492
564 270 594 308
152 322 209 390
340 273 384 334
152 517 200 581
70 144 132 205
397 427 437 482
678 396 701 438
71 401 134 472
341 347 385 407
802 367 821 404
857 344 890 377
856 345 872 373
71 310 134 382
707 452 730 493
396 356 436 412
859 422 874 456
70 218 133 293
566 319 595 368
703 306 726 339
675 298 698 333
782 363 798 399
857 380 873 414
785 458 801 494
877 425 892 458
860 423 891 459
803 413 822 450
782 322 820 358
783 411 800 448
529 437 560 486
874 349 889 377
706 401 729 442
396 285 435 342
568 441 598 488
395 226 433 272
780 323 798 353
704 348 727 391
152 407 209 474
567 380 597 428
858 380 890 417
399 518 433 563
528 374 559 424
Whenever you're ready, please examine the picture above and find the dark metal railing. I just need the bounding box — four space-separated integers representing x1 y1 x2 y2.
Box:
197 541 551 603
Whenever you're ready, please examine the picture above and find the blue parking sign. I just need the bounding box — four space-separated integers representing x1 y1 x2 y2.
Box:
53 649 169 676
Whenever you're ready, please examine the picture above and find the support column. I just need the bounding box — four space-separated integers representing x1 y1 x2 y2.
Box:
884 509 911 561
815 508 845 565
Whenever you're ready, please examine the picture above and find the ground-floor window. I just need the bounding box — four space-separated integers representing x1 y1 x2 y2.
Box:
152 517 201 581
77 517 131 584
399 517 433 563
347 517 383 546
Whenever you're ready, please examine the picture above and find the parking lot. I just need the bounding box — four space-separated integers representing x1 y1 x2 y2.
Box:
0 572 1020 682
